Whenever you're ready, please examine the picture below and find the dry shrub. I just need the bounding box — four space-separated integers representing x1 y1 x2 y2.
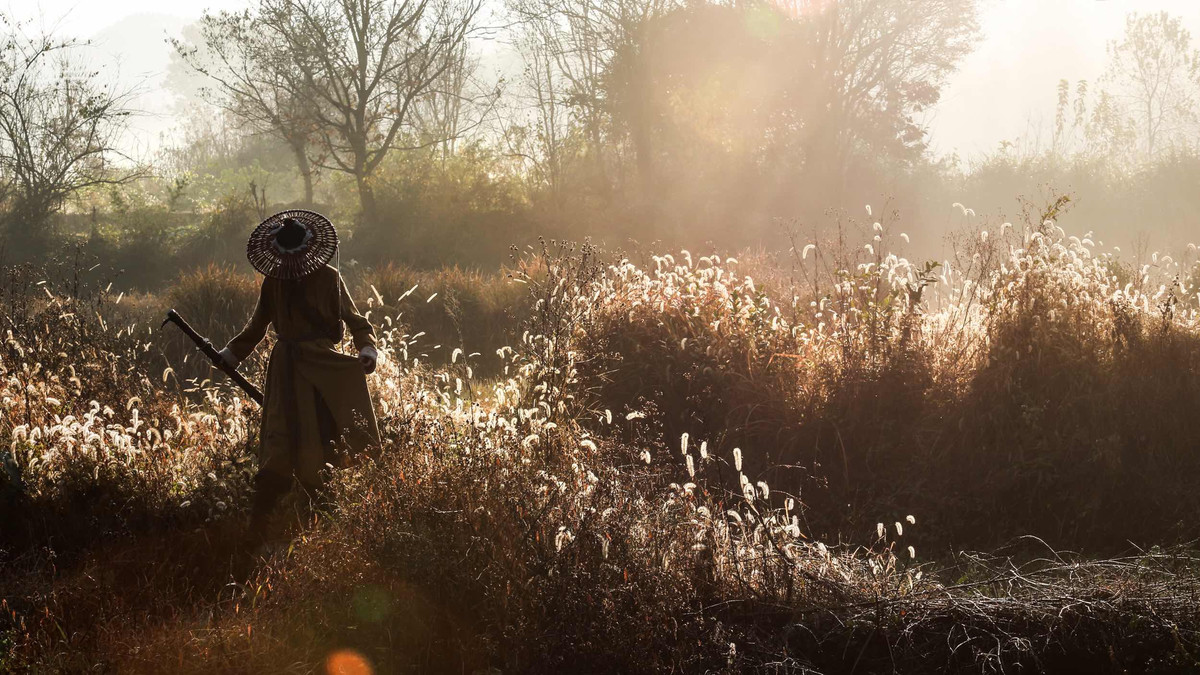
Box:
5 216 1200 674
0 260 256 559
165 264 259 345
351 262 529 372
948 221 1200 545
153 264 262 386
97 282 886 673
566 242 946 544
567 210 1200 549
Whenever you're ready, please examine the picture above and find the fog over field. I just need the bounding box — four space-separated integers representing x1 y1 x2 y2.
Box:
930 0 1200 156
2 0 1200 672
5 0 1198 264
16 0 1200 157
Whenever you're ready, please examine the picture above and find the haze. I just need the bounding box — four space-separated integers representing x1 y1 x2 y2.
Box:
1 0 1197 266
12 0 1200 159
5 1 1200 669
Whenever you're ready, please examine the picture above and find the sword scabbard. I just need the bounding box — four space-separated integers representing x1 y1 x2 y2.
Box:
163 309 265 406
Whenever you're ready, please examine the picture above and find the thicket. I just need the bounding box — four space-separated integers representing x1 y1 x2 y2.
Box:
3 209 1200 672
15 135 1199 307
4 4 1200 302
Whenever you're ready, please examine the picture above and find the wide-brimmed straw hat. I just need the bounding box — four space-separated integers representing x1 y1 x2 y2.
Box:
246 209 338 280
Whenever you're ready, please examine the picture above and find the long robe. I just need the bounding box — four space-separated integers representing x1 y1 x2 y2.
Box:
225 264 380 487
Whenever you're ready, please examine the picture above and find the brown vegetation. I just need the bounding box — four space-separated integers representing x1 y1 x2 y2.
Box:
3 210 1200 672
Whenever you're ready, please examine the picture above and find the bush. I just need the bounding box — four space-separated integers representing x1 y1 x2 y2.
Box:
173 196 263 272
351 262 530 373
566 213 1200 550
350 143 538 269
165 264 260 341
5 219 1200 673
0 260 254 558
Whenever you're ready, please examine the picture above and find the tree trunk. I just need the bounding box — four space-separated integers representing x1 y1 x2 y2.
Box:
591 121 611 200
289 138 314 207
356 174 378 228
627 43 656 194
1145 99 1156 160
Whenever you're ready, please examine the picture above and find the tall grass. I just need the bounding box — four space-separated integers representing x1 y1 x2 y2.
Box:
3 209 1200 673
0 260 256 559
570 208 1200 548
352 261 531 373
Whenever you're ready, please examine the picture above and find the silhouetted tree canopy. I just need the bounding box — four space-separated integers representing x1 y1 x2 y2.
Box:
0 21 138 248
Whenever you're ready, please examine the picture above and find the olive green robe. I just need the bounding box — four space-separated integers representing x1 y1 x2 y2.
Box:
226 264 380 487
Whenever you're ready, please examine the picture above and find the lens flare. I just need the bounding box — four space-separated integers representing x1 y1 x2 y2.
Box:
325 649 373 675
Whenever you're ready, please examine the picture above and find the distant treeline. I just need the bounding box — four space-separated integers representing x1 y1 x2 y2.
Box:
0 2 1197 288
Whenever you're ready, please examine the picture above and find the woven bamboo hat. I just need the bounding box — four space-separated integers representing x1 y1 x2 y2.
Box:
246 210 338 280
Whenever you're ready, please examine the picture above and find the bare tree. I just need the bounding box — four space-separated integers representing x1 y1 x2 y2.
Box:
0 18 138 249
507 0 681 194
171 11 321 205
501 32 571 208
253 0 485 224
409 41 500 165
798 0 978 197
1105 11 1200 160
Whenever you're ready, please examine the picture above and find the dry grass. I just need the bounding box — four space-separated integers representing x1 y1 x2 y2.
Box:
2 211 1200 673
573 206 1200 549
351 261 532 374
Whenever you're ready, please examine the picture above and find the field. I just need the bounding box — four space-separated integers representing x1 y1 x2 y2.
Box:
3 209 1200 674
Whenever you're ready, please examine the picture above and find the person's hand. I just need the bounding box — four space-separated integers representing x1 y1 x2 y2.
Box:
217 347 240 369
359 345 378 374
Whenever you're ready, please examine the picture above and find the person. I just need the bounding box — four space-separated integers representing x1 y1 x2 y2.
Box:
217 210 380 539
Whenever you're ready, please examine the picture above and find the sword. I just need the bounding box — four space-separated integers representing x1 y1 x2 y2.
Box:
162 308 265 406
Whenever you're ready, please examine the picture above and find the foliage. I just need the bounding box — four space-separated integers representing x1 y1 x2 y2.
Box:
0 16 139 250
353 142 537 268
171 8 322 204
1104 11 1200 160
506 0 979 235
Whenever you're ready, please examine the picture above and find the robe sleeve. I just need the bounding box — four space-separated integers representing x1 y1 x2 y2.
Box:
338 273 376 351
225 280 272 361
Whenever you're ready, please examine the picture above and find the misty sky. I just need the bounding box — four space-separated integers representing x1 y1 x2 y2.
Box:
7 0 1200 163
